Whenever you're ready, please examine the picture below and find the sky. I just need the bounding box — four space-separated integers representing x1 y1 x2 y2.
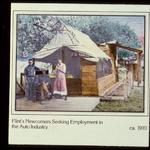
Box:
105 16 144 37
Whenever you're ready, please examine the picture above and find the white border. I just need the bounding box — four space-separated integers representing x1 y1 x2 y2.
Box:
10 9 149 116
9 4 150 146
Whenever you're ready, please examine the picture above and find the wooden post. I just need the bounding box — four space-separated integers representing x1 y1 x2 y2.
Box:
16 81 25 93
107 44 119 82
137 52 142 86
20 73 24 87
131 65 134 89
18 73 25 94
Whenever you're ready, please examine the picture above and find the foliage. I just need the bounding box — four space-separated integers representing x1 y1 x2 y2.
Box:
17 15 142 57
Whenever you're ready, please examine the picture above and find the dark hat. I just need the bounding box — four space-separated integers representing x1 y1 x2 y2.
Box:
28 58 33 61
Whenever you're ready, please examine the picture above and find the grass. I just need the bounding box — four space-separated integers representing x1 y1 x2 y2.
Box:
95 85 144 112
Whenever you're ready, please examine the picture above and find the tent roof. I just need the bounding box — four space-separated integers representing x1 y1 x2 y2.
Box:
34 21 110 62
99 40 118 46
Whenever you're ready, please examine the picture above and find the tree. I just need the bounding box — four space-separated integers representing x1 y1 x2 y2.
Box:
16 15 142 58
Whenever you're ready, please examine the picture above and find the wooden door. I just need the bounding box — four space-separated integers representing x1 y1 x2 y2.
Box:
81 64 98 96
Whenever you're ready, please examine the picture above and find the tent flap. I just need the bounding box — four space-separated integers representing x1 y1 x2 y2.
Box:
34 22 110 61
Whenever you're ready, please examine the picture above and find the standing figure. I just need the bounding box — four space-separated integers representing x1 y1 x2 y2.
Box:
126 64 134 96
24 59 39 101
53 59 67 100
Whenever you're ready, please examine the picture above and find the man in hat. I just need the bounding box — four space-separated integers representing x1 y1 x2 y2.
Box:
24 58 39 101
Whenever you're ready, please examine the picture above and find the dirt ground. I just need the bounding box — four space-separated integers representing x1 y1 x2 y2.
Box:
16 79 144 112
16 96 100 111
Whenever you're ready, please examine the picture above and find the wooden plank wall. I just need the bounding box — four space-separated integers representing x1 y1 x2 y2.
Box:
97 74 116 96
81 59 98 96
97 44 118 96
67 78 82 96
99 44 118 82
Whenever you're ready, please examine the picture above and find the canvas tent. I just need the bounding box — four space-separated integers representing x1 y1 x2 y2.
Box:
34 21 112 96
34 21 110 62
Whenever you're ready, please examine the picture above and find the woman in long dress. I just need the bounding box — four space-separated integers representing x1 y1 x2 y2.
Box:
53 59 67 100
